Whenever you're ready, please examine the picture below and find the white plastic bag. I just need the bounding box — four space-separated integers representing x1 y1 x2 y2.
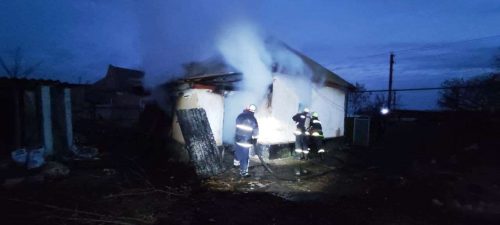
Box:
11 148 27 165
27 148 45 169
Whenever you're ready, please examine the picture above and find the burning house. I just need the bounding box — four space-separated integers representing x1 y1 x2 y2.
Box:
167 40 353 160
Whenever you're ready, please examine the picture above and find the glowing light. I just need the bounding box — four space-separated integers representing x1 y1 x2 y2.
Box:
380 107 390 115
254 115 295 144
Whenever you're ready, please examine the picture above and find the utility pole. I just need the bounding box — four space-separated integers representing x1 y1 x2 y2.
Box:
387 52 395 110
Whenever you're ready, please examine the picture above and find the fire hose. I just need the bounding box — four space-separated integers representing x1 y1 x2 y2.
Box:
254 144 340 181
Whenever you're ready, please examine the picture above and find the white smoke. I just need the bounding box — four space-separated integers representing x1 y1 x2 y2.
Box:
264 38 315 114
216 21 317 143
217 22 273 143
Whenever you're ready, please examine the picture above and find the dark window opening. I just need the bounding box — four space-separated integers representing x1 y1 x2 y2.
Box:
266 84 273 108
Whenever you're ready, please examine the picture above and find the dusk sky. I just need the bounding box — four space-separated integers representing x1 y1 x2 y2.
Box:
1 0 500 109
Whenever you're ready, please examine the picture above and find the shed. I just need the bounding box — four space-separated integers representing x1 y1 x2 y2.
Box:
0 77 76 159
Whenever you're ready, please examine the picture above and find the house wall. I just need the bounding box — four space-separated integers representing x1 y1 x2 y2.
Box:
172 89 224 146
255 74 346 144
311 86 345 137
171 74 346 147
255 76 298 144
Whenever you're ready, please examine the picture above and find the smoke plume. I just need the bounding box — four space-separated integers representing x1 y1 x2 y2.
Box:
216 21 315 143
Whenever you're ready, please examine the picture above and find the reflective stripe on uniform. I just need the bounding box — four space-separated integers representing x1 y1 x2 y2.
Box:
305 131 310 136
318 149 325 153
252 135 259 139
312 120 321 124
303 150 310 154
236 124 253 131
295 149 303 153
236 142 253 148
312 132 321 136
294 130 302 135
300 115 305 119
233 159 240 166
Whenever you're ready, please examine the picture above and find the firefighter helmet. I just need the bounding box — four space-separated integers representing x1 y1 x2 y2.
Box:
303 107 310 113
312 112 319 117
247 104 257 112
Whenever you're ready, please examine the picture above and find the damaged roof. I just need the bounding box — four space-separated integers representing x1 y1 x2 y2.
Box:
179 40 353 90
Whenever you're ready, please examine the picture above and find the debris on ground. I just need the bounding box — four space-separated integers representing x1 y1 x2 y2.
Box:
42 162 70 179
70 145 99 160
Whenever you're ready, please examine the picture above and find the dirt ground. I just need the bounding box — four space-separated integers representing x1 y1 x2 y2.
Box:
1 118 499 225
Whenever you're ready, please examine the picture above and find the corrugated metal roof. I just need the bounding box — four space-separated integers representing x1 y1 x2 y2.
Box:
0 76 80 87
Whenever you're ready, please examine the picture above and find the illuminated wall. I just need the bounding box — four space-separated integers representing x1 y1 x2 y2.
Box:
171 89 224 145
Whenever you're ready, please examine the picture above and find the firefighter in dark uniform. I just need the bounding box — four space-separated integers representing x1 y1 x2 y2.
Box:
234 104 259 178
292 107 310 160
308 112 325 159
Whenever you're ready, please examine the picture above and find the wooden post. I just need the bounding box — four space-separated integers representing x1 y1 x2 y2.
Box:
176 108 224 177
388 53 395 110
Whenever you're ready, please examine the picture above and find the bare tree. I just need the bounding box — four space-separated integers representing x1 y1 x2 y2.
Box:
494 48 500 71
438 74 500 111
347 82 371 116
365 93 386 114
0 47 42 78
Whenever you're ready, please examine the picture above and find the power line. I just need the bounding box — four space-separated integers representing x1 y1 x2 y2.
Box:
347 34 500 60
314 90 345 110
355 85 484 93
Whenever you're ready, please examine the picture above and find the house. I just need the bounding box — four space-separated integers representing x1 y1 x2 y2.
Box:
167 42 353 159
85 65 147 126
0 77 76 159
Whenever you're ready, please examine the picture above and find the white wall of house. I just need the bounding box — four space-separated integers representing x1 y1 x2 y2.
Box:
173 75 346 147
172 89 224 145
311 86 345 138
255 74 346 144
255 75 298 144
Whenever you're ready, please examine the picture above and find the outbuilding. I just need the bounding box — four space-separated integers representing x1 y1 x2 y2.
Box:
0 78 76 159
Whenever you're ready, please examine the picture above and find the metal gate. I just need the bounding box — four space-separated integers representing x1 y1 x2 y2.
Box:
353 117 370 146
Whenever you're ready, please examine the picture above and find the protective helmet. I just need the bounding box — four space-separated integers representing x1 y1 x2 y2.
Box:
303 107 310 113
247 104 257 112
312 112 319 117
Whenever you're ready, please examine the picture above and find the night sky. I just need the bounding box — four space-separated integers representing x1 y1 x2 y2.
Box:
1 0 500 109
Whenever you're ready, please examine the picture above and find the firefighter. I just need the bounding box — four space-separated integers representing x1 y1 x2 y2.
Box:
234 104 259 178
292 107 311 160
308 112 325 159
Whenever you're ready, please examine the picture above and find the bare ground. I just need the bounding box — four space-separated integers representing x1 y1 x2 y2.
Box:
1 118 499 225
